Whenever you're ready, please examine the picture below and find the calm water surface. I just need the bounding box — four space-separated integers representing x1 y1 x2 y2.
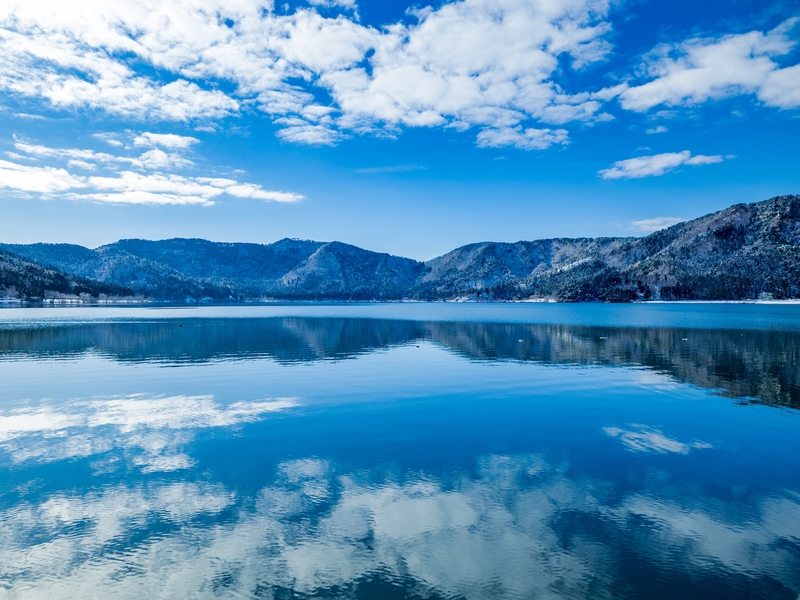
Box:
0 304 798 599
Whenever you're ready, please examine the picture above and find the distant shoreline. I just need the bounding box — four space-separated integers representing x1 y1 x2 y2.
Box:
3 195 799 306
2 298 800 307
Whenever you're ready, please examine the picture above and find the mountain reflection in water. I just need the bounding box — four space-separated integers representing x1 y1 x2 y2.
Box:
1 311 799 599
1 317 798 409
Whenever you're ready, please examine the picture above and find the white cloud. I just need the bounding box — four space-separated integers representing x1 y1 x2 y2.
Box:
82 171 304 205
759 63 800 108
0 28 240 121
620 19 800 111
603 424 712 454
4 151 35 161
1 1 797 149
12 112 48 120
85 172 223 205
91 133 124 147
628 216 683 233
6 137 305 204
0 0 616 148
15 139 194 174
476 126 569 150
133 132 200 149
598 150 725 179
273 120 345 146
66 159 98 171
0 159 83 193
15 141 120 163
216 181 306 202
308 0 357 9
319 0 614 142
137 148 194 170
645 125 668 134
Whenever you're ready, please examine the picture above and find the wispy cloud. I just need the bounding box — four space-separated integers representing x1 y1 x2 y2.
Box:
355 164 427 174
67 159 97 171
476 126 569 150
91 133 124 147
598 150 726 179
12 112 48 120
14 139 194 171
645 126 668 134
133 132 200 149
4 151 35 161
629 216 683 232
0 136 306 205
273 120 344 146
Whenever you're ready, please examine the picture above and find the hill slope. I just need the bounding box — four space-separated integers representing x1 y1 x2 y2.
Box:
0 248 134 301
419 195 800 301
2 239 425 301
3 195 798 302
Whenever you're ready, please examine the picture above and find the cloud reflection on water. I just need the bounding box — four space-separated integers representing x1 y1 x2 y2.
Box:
603 425 713 454
0 395 297 471
0 454 798 599
0 316 798 598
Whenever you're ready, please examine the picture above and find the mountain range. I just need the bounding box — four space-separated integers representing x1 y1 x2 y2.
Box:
0 247 133 301
2 194 799 303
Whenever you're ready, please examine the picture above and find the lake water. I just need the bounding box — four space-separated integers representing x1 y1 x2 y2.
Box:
0 303 799 599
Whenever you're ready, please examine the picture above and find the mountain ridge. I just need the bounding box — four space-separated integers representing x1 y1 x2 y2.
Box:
2 195 799 303
0 247 135 302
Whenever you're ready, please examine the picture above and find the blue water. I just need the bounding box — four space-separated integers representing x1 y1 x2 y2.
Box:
0 304 798 599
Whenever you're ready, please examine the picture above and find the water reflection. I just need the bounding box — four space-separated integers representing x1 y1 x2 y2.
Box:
1 314 799 599
0 318 421 363
1 454 798 599
0 395 297 471
1 318 799 408
602 425 713 454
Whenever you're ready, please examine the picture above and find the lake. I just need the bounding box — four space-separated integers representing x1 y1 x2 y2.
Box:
0 303 798 599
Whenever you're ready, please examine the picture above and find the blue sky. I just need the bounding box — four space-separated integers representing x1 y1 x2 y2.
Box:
0 0 798 259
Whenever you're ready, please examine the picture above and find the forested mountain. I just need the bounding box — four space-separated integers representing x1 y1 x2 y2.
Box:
419 194 800 301
1 239 424 301
2 195 799 302
0 248 133 301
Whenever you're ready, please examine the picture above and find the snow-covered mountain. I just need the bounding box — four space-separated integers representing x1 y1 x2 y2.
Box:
3 195 799 302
